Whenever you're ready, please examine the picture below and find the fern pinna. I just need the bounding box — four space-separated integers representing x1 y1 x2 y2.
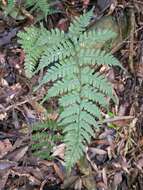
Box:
18 9 121 170
25 0 51 17
32 119 62 160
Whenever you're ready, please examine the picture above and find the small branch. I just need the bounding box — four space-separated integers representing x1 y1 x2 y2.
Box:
0 96 38 112
129 8 135 73
97 116 134 125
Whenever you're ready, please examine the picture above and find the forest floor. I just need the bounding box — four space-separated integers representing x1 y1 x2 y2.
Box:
0 0 143 190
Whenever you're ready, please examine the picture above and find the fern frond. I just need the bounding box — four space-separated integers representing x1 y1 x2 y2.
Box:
19 9 121 170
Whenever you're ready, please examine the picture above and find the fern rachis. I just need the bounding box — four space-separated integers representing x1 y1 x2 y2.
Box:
18 9 121 170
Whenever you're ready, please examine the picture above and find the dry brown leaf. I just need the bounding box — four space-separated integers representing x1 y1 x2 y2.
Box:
96 181 107 190
107 146 112 160
102 168 107 187
89 147 107 155
56 18 69 32
0 169 10 190
10 168 41 186
6 146 28 162
53 163 64 181
0 160 17 170
0 78 8 87
82 0 90 9
107 0 117 15
113 172 122 187
30 168 44 181
0 112 7 120
52 143 65 159
136 156 143 170
62 176 79 189
0 139 13 158
47 112 59 121
139 137 143 146
99 129 114 139
75 178 82 190
30 100 47 120
120 157 129 174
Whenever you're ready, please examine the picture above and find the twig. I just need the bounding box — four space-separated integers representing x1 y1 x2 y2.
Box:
97 116 134 125
0 96 38 112
129 8 135 73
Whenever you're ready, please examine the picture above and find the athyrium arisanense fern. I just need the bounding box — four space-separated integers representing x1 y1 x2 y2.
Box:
18 9 121 170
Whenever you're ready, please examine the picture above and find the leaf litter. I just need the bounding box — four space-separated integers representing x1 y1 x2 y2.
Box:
1 0 143 189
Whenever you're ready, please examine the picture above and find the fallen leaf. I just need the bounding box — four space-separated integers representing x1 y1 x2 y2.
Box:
89 147 107 155
47 112 59 121
10 168 41 186
82 0 90 9
53 163 64 181
0 169 10 190
0 139 12 158
75 178 82 190
0 112 7 120
0 160 17 170
30 100 47 120
136 156 143 170
52 143 65 159
113 172 122 187
6 146 28 162
102 168 107 187
120 157 129 174
56 18 69 32
62 176 79 189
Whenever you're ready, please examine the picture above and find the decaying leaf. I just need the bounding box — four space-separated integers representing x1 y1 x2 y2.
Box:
0 139 12 158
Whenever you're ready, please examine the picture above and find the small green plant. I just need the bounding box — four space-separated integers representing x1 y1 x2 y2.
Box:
32 119 63 159
0 0 53 19
24 0 52 18
18 9 121 170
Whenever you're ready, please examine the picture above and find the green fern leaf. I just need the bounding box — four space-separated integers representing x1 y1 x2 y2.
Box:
78 29 117 48
18 27 45 78
81 85 108 108
79 48 120 67
47 79 80 98
68 8 93 38
59 93 80 106
81 100 101 118
18 9 122 171
32 119 62 160
25 0 51 17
